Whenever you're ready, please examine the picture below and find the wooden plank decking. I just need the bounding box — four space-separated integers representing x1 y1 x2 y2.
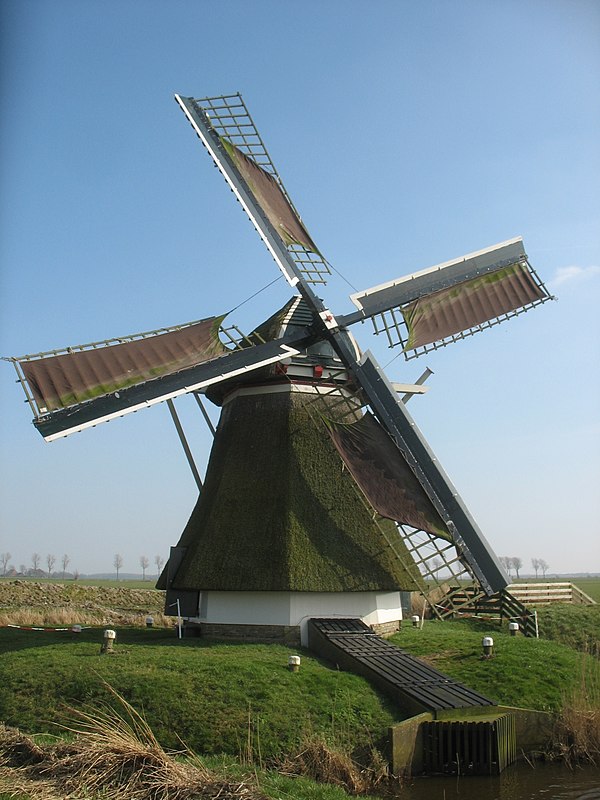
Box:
308 618 496 716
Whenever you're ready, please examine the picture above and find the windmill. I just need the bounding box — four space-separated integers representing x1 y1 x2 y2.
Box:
7 93 552 644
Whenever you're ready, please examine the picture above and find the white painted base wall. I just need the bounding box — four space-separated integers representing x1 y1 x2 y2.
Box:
190 591 403 646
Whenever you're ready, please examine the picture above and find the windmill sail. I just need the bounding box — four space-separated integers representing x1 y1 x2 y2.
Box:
175 94 330 286
348 238 552 357
20 316 227 413
346 351 509 594
12 317 312 441
220 138 319 252
325 412 451 541
401 260 545 350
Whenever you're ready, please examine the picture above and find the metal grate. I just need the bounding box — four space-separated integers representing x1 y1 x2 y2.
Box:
370 262 551 359
423 714 516 775
190 94 331 285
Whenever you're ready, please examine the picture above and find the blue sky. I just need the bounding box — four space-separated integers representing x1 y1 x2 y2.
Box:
1 0 598 577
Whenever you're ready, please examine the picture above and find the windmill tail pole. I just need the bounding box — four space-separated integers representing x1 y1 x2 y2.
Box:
402 367 433 405
167 399 203 491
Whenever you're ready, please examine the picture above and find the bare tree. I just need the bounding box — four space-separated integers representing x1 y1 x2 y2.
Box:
73 569 80 581
139 555 149 581
511 557 522 579
1 552 11 576
155 554 164 577
46 554 56 578
539 558 549 578
431 557 442 578
31 553 41 574
499 556 512 577
113 553 123 580
61 554 71 579
531 557 540 578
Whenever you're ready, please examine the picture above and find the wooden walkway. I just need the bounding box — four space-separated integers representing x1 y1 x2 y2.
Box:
308 618 496 716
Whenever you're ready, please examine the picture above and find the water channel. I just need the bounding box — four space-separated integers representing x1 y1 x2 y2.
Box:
395 762 600 799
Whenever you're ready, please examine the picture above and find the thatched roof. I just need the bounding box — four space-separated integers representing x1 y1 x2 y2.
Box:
166 389 424 593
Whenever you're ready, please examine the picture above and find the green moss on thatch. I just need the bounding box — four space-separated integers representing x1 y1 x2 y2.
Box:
171 390 424 593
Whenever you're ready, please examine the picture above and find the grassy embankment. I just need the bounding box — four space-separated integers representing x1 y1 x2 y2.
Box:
1 578 599 798
0 578 168 628
511 577 600 655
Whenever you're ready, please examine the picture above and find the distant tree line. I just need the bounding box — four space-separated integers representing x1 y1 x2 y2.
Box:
0 551 77 579
0 551 166 581
499 556 549 579
112 554 165 580
531 557 549 578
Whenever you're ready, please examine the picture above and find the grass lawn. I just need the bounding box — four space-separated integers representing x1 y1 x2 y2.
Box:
0 626 401 762
1 584 599 799
536 603 600 654
1 615 598 754
390 616 600 712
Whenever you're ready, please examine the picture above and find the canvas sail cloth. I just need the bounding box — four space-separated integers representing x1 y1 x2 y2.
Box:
326 411 452 542
402 261 545 351
20 316 227 413
221 138 319 252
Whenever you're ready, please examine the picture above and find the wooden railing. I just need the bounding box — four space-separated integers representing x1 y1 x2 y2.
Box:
500 591 539 638
434 586 539 637
507 582 596 606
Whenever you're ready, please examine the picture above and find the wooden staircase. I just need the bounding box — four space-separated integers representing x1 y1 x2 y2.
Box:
435 586 539 638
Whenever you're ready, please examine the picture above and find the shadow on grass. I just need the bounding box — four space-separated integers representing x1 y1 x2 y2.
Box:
0 626 310 656
0 626 186 655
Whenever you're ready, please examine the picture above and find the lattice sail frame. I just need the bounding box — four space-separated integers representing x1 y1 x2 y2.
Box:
184 94 331 285
399 526 488 618
287 372 489 615
6 316 312 442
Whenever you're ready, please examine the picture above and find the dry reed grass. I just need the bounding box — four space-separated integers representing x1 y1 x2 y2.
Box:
0 685 267 799
279 736 393 796
280 736 368 794
0 607 172 628
0 581 169 630
551 653 600 767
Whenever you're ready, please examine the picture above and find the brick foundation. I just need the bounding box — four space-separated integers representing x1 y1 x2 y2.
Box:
186 621 301 646
371 619 401 637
